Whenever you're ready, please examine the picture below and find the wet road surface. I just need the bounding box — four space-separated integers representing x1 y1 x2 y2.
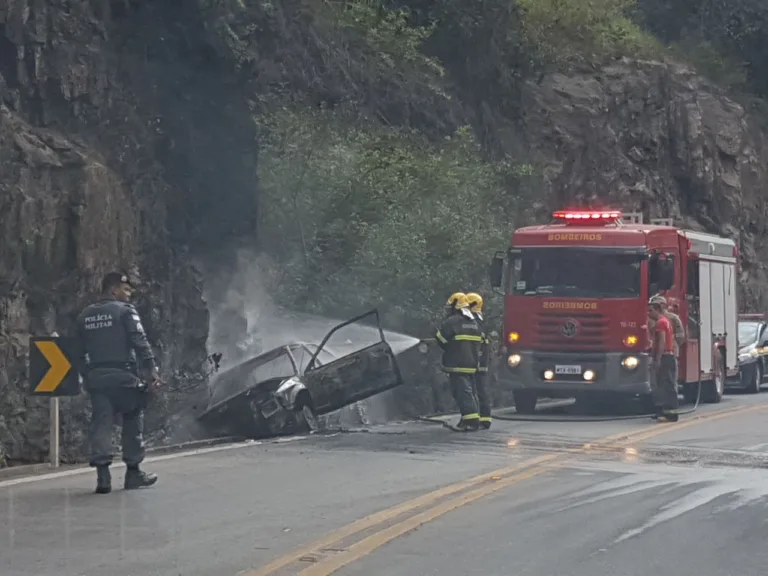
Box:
2 393 768 576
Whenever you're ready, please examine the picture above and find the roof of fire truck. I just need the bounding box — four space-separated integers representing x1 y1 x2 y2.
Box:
512 210 736 256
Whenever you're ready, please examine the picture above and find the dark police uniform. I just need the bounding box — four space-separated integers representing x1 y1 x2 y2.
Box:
472 311 492 429
435 309 482 428
76 284 157 487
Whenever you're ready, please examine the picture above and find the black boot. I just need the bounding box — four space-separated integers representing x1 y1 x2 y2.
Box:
479 419 492 430
95 466 112 494
457 417 480 431
124 466 158 490
662 409 679 422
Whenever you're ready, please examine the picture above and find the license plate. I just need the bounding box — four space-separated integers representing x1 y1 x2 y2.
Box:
555 365 581 375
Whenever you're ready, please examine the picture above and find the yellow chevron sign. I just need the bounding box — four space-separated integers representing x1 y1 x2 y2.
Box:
29 337 80 396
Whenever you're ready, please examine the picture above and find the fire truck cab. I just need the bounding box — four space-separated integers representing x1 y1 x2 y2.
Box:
489 210 739 414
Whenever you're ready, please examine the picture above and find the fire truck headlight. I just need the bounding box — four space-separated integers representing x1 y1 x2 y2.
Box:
507 354 522 368
543 369 554 380
623 335 638 347
621 356 639 370
583 370 595 381
508 332 520 344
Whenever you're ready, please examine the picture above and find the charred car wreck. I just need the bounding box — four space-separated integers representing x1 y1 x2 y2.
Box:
198 310 405 438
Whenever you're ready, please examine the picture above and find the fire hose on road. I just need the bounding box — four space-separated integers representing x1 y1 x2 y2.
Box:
416 338 702 428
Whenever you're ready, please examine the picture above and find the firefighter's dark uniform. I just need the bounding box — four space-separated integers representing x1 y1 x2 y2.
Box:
472 311 492 429
653 353 679 418
76 286 158 492
436 308 482 429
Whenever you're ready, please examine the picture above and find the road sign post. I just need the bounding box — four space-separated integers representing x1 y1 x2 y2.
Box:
50 397 60 468
28 335 81 467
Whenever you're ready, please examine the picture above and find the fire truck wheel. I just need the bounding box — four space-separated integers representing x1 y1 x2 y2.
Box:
513 391 538 415
574 393 608 414
682 383 698 405
640 393 656 413
702 351 725 404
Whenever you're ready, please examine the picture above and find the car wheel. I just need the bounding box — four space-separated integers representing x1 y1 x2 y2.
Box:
748 364 762 394
300 404 319 432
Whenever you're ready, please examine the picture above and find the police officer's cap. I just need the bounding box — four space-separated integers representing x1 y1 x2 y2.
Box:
101 271 134 292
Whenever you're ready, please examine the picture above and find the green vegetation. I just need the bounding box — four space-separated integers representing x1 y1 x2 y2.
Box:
217 0 768 320
634 0 768 94
256 105 538 320
516 0 661 66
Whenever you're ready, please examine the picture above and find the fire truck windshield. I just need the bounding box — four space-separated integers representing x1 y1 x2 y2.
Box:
509 248 642 298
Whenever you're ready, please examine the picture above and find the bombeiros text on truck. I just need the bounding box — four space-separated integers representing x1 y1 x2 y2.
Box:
489 209 739 414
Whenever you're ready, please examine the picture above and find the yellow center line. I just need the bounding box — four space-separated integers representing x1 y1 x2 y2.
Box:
242 401 768 576
298 464 558 576
241 454 558 576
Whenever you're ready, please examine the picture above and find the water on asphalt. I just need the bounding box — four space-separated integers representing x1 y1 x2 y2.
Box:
3 392 768 576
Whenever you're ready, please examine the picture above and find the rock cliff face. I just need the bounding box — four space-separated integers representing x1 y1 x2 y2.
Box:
3 4 768 463
515 58 768 309
0 1 258 464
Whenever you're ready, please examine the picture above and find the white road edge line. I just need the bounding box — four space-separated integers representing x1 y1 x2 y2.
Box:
0 439 268 489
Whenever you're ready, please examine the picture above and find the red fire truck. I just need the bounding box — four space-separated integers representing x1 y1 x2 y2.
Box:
489 209 739 414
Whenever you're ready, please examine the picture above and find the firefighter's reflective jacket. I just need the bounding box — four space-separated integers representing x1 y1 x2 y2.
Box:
435 310 482 374
472 312 490 373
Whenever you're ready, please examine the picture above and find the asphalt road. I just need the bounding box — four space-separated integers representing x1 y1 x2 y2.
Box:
3 392 768 576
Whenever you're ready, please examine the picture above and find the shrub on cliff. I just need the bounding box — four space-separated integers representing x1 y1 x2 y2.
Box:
634 0 767 95
255 105 539 322
516 0 661 67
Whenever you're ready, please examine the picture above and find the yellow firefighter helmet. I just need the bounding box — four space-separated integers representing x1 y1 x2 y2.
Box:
445 292 469 310
466 292 483 312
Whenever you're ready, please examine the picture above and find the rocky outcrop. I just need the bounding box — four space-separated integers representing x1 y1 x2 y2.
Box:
0 1 258 464
4 1 768 464
514 58 768 309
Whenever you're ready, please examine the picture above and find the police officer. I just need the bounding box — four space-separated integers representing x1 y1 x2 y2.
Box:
466 292 492 429
76 272 160 494
435 293 483 430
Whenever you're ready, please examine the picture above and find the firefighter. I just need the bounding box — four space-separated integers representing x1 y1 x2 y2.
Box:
648 295 686 385
435 292 482 430
466 292 492 429
648 298 679 422
76 272 161 494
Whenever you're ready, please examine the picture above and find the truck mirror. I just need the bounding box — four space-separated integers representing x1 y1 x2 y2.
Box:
658 259 674 290
649 253 675 291
489 256 504 288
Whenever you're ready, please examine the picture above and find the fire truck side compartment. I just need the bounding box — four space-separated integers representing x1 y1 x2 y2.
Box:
683 230 738 380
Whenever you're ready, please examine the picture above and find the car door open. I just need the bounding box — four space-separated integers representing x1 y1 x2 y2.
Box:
302 309 406 415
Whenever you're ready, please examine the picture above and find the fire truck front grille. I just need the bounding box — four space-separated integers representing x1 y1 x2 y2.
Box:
533 312 608 352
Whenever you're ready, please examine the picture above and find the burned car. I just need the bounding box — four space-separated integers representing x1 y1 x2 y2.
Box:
198 310 405 438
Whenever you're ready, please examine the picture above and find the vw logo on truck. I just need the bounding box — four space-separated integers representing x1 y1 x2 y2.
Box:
562 320 579 338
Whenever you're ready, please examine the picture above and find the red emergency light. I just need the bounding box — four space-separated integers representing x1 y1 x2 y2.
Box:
552 210 622 222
